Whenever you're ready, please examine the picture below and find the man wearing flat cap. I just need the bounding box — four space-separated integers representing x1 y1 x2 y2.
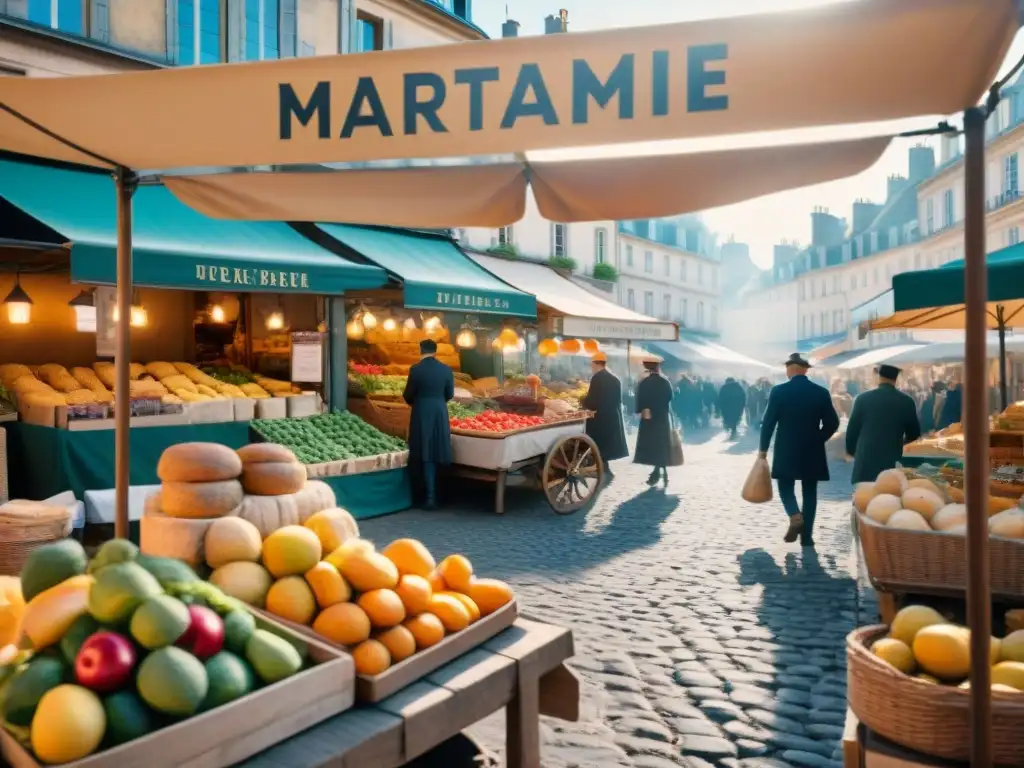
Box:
846 364 921 485
759 353 840 547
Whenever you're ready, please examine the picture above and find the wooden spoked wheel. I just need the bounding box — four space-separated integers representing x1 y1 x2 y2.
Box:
542 434 604 514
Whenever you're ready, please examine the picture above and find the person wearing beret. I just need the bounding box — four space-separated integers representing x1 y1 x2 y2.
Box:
402 339 455 510
581 351 629 478
845 364 922 485
759 353 840 547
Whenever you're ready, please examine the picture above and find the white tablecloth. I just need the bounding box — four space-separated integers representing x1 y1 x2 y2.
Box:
451 422 585 470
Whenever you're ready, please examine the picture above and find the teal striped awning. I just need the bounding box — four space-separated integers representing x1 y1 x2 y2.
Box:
317 224 536 318
0 159 387 294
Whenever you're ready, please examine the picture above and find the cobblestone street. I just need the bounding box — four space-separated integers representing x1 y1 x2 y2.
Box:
361 427 874 768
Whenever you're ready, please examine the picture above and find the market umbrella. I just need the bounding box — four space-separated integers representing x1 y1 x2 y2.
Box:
870 246 1024 408
0 5 1019 758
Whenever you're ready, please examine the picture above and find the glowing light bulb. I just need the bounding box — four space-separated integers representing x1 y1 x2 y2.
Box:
382 317 397 332
210 304 226 323
361 310 377 329
6 302 30 325
266 311 285 331
404 317 417 330
130 305 148 328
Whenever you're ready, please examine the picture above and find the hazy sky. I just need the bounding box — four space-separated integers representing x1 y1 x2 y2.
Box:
472 0 1024 268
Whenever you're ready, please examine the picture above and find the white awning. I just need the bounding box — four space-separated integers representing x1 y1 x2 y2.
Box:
466 252 678 342
652 339 773 370
837 343 930 369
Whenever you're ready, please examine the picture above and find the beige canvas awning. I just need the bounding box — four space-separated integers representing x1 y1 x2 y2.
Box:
164 136 891 227
0 0 1015 171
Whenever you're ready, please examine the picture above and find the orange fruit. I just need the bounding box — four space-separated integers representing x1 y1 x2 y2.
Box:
404 613 446 649
357 589 407 629
305 561 351 608
312 602 371 646
265 576 317 625
428 593 471 632
351 639 391 675
468 578 515 616
376 625 417 663
395 575 433 616
437 555 473 593
382 539 436 577
340 551 400 592
441 591 481 622
426 570 447 593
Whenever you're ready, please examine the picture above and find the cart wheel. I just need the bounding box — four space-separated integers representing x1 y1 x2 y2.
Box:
542 434 603 515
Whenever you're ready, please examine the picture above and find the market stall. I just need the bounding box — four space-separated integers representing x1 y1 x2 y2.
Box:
0 158 410 521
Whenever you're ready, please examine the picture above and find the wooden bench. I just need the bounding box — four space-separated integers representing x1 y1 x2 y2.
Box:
241 618 578 768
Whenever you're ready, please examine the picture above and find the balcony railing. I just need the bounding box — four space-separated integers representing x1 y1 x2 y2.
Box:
988 188 1022 212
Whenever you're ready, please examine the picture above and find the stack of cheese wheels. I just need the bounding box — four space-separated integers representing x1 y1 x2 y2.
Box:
141 442 338 567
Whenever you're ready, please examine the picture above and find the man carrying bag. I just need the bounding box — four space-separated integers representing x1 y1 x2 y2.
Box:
755 354 840 548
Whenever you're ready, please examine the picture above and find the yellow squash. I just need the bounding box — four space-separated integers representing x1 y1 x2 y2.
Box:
20 574 93 649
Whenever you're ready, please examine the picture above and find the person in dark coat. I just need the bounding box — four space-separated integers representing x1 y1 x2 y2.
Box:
918 382 946 434
634 356 675 488
846 365 922 484
718 377 747 439
937 381 962 430
581 352 629 477
759 353 840 547
701 379 717 426
402 339 454 510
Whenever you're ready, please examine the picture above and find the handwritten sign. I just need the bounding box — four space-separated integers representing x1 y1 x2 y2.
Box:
290 331 324 383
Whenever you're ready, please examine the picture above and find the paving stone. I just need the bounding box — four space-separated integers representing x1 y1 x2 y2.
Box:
780 749 842 767
680 735 738 760
674 670 722 689
746 709 807 736
698 699 748 723
722 720 772 741
735 739 770 758
632 756 687 768
612 718 674 742
787 664 825 677
655 698 704 719
614 735 679 758
668 718 723 738
806 722 845 741
774 674 818 691
766 732 836 757
686 687 730 701
808 709 848 726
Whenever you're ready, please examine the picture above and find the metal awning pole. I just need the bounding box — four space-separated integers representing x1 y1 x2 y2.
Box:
963 106 992 768
998 306 1008 411
114 166 138 540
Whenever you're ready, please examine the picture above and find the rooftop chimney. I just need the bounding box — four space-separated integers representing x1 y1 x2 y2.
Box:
501 18 520 37
544 9 568 34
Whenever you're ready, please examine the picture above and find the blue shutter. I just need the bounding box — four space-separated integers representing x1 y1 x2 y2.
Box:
227 0 244 61
382 18 393 49
89 0 110 43
338 0 354 53
279 0 296 57
165 0 179 63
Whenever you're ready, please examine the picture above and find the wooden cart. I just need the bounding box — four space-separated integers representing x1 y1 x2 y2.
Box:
449 415 603 515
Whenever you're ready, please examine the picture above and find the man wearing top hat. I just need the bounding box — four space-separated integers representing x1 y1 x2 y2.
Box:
581 351 628 478
846 364 922 485
759 353 841 547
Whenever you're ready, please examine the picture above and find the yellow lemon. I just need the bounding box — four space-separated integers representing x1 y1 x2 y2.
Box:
870 637 915 674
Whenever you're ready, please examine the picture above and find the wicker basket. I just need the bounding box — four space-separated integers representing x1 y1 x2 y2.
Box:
367 399 411 441
0 504 73 576
848 625 1024 764
856 512 1024 597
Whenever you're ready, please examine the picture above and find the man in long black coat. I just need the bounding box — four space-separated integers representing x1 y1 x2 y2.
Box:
846 365 922 484
759 353 840 548
718 377 746 439
402 339 454 510
581 352 628 478
634 357 675 488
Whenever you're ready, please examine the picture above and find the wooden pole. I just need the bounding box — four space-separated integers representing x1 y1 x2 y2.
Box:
963 105 992 768
114 166 138 540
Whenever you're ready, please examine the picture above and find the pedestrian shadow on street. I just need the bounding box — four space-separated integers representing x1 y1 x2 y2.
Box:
679 424 719 446
734 547 859 758
722 427 761 456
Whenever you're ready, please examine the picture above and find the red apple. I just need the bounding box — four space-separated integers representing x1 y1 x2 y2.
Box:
176 605 224 659
75 631 137 693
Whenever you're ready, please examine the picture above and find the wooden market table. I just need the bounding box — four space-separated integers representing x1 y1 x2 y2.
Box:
843 710 973 768
240 617 578 768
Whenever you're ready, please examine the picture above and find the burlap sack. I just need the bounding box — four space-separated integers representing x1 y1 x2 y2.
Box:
741 457 773 504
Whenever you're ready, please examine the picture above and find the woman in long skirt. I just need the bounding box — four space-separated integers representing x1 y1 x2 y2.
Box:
634 356 674 487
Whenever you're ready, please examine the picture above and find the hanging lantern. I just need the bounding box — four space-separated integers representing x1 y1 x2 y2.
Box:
209 304 226 323
583 339 600 354
404 316 418 330
361 309 378 330
130 304 148 328
68 289 96 333
424 315 442 332
560 338 582 355
3 270 32 325
265 311 285 331
537 338 559 357
455 326 477 349
382 317 397 332
346 319 365 340
499 327 519 348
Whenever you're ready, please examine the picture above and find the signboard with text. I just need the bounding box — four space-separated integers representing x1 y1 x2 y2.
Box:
561 316 678 342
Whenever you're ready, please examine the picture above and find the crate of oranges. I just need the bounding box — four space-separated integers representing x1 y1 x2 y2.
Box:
200 514 518 702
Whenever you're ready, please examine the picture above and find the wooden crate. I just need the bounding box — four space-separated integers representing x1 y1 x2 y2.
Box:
255 600 519 703
0 611 354 768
